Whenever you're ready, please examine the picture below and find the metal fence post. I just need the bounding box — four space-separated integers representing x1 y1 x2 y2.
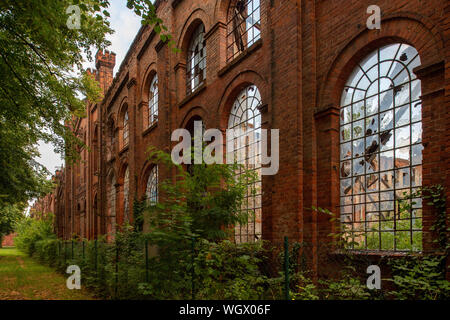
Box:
145 238 149 283
94 239 98 273
71 239 74 260
63 241 66 266
284 236 290 300
191 237 196 300
115 244 119 299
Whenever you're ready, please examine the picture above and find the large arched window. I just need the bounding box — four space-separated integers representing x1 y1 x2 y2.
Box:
107 172 116 239
339 43 422 251
187 23 206 95
123 167 130 223
123 111 129 147
145 166 158 204
149 74 158 127
227 0 261 62
228 85 262 243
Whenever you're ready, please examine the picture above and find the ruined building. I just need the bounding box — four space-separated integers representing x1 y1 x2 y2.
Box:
37 0 448 274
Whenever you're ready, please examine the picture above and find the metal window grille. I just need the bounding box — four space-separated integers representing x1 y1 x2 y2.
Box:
123 167 130 222
149 75 159 126
186 24 206 95
123 111 129 146
228 85 262 243
226 0 261 63
146 166 158 204
339 43 423 251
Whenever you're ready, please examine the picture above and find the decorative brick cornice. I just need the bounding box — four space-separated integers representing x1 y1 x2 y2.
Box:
155 39 166 53
204 21 226 40
138 101 149 109
174 62 186 72
314 105 340 120
137 30 157 60
127 77 137 89
172 0 183 9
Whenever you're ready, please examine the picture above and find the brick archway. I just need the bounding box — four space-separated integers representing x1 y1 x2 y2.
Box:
314 16 445 255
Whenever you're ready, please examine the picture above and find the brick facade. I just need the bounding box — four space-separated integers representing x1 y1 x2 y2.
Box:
40 1 447 274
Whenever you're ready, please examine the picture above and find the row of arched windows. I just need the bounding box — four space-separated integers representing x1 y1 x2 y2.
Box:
105 2 424 252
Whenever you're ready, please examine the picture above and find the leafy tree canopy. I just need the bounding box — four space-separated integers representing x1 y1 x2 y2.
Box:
0 0 169 208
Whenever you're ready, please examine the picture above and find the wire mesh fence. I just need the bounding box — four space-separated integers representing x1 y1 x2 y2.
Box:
41 235 409 300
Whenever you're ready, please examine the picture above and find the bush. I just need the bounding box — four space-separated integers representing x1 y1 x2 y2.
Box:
15 216 55 256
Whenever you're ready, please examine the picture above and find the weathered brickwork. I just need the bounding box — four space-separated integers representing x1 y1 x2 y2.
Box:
36 0 447 275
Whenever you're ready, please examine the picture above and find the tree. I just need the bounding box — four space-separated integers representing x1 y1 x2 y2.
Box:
0 203 25 248
0 0 172 208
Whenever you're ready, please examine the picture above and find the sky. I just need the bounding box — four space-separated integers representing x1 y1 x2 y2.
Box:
36 1 142 175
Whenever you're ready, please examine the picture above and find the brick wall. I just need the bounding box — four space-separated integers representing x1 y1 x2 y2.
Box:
38 0 448 275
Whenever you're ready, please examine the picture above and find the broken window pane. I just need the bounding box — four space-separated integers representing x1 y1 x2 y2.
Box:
339 43 422 251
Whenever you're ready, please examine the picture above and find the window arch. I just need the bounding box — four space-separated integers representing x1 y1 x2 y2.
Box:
228 85 262 243
123 111 129 147
339 43 422 251
145 166 158 204
107 172 116 235
123 166 130 223
227 0 261 62
148 74 159 127
187 23 206 95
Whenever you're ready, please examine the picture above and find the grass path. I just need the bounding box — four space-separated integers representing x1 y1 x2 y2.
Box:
0 247 94 300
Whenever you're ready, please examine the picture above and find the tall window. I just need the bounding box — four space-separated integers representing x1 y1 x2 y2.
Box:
187 23 206 95
149 75 158 127
339 43 423 251
123 111 129 146
123 167 130 222
227 0 261 62
107 173 116 237
146 166 158 204
228 85 262 243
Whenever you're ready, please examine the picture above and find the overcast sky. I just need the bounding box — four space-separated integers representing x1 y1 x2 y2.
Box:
36 1 142 175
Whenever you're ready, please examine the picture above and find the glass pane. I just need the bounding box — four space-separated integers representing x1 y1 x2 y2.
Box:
395 125 410 148
395 105 410 127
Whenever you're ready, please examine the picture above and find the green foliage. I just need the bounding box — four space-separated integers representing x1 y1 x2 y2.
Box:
15 215 56 256
0 0 177 207
388 255 450 300
144 147 256 243
0 0 111 205
0 203 25 243
386 185 449 300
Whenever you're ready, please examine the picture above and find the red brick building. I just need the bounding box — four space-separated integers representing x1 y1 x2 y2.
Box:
42 0 448 273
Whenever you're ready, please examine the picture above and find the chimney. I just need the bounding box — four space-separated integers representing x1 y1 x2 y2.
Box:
95 49 116 94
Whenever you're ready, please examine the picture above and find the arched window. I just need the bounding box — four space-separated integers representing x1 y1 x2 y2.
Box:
123 167 130 222
339 43 422 251
145 166 158 204
149 74 159 127
227 0 261 62
107 119 115 160
123 111 129 147
228 85 262 243
187 23 206 95
107 172 116 233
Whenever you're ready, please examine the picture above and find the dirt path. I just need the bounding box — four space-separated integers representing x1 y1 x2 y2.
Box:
0 247 95 300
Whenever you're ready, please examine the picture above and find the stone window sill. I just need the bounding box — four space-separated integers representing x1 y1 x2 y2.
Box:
178 83 207 108
142 122 158 137
218 39 263 78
